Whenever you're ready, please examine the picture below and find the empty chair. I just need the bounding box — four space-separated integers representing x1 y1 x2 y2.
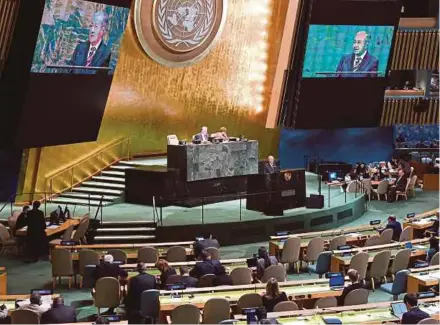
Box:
307 251 332 278
72 216 90 244
237 293 263 311
407 175 418 197
314 297 337 309
344 288 369 306
330 236 347 251
107 249 127 264
417 318 440 324
372 180 389 201
273 301 298 312
166 274 183 285
11 309 39 324
0 224 19 256
49 224 75 246
280 237 301 273
364 235 381 247
430 252 439 266
78 249 100 288
141 289 160 323
379 229 393 245
389 249 410 279
362 179 372 200
399 226 413 242
203 298 230 324
166 246 187 262
7 210 21 235
368 250 391 290
349 252 369 281
51 248 75 289
262 265 286 283
346 181 362 193
94 277 121 315
205 247 220 260
198 274 216 287
379 269 410 300
171 304 200 324
230 267 253 285
304 237 324 265
138 247 159 263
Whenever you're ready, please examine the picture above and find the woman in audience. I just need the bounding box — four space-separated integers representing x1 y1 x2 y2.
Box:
155 259 177 289
262 278 288 312
338 269 364 306
257 246 278 279
356 162 369 178
426 233 439 263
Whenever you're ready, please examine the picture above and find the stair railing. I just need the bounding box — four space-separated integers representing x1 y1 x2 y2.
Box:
45 137 131 200
0 192 49 216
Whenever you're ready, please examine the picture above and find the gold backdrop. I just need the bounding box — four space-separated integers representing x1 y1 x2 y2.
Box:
20 0 289 196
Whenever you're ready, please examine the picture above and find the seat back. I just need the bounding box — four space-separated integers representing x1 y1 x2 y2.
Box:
417 318 439 324
329 236 347 251
166 274 183 285
306 237 324 262
51 248 74 276
344 288 369 306
379 229 393 245
349 252 369 280
409 175 418 188
199 274 216 287
237 293 263 311
390 249 411 274
409 166 414 178
362 179 372 195
61 225 75 241
280 237 301 264
166 246 187 262
72 216 90 242
314 251 332 275
107 249 128 264
203 298 230 324
206 247 220 260
230 267 253 285
273 301 298 312
138 247 159 263
171 304 200 324
94 277 121 308
262 265 286 283
167 135 179 145
140 289 160 319
79 249 100 275
346 181 361 193
376 180 389 194
7 210 21 234
364 235 380 247
0 224 11 242
390 269 410 295
370 250 392 279
11 309 39 324
399 226 413 242
430 252 439 266
314 297 337 309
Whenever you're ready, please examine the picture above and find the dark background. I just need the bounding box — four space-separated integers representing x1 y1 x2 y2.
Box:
0 0 131 149
280 0 402 129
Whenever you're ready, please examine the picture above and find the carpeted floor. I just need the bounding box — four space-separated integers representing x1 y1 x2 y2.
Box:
1 189 438 321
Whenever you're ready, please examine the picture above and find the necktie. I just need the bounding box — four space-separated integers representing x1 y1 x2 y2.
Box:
353 56 362 70
86 46 97 66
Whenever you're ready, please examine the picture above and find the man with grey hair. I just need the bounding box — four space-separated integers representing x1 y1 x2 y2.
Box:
336 31 379 77
194 126 210 143
92 254 128 283
69 11 112 71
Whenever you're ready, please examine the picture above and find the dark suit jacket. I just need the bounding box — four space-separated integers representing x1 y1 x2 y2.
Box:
394 176 408 192
125 272 157 311
401 307 430 324
263 163 280 174
93 262 128 282
159 268 177 289
336 52 379 77
189 260 223 278
69 41 111 73
385 220 402 241
41 305 77 324
338 282 364 306
26 209 46 238
194 239 220 258
180 275 198 288
193 133 209 142
14 213 27 236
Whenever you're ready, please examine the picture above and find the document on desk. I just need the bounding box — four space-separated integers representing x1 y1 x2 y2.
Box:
428 272 440 280
422 305 440 315
345 232 363 237
47 225 59 229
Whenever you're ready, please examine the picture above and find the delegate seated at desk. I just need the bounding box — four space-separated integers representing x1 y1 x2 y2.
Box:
264 155 280 174
211 126 229 141
193 126 210 143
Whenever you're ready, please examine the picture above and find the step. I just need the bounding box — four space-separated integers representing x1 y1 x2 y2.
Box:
73 187 123 195
110 165 134 170
101 220 155 226
50 197 113 207
96 227 156 232
101 171 125 177
59 192 120 202
92 176 125 183
82 181 125 190
94 235 156 241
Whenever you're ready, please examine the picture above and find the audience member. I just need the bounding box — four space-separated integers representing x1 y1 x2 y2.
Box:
401 294 429 324
13 205 30 236
388 157 399 170
212 265 233 286
262 278 288 312
378 215 402 241
387 169 407 202
193 236 220 259
124 263 157 324
17 293 50 316
93 254 128 282
179 266 198 288
426 215 439 235
156 259 177 289
257 247 278 278
40 297 76 324
338 269 364 306
25 201 48 262
356 162 369 178
95 316 110 324
398 161 411 177
0 304 9 324
426 234 439 263
189 250 223 279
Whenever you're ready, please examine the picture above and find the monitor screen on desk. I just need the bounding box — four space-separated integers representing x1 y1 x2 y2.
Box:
329 273 344 287
406 213 416 219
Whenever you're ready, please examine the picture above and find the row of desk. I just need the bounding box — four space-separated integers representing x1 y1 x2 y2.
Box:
13 218 81 237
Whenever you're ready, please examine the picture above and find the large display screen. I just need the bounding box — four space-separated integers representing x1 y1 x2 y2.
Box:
303 25 395 78
31 0 129 75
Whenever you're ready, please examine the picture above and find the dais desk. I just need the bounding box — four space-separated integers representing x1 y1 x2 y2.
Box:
15 218 80 237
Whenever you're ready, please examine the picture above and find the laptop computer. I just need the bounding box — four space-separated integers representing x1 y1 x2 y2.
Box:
391 302 408 320
329 273 344 290
30 289 52 296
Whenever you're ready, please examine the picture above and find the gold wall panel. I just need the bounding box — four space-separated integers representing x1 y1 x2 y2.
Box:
23 0 288 196
381 98 439 126
0 0 20 74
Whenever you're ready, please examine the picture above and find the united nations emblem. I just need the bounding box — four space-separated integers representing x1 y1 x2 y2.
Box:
284 172 292 182
134 0 227 67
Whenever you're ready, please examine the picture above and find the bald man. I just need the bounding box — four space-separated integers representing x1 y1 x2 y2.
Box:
336 31 379 77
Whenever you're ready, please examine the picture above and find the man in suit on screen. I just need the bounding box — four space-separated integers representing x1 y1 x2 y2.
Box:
336 31 379 78
68 11 111 73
